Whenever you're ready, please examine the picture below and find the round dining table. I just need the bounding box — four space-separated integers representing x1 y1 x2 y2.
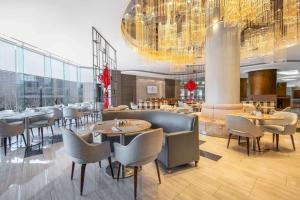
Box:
91 119 152 178
229 112 284 151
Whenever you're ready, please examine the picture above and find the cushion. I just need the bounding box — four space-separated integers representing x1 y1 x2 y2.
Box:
262 125 284 134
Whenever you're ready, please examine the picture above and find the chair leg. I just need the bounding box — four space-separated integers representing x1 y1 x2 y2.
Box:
256 137 261 152
108 157 114 178
276 134 279 151
117 162 121 181
227 133 232 149
71 162 75 180
134 166 138 200
246 137 250 156
195 160 199 167
80 164 86 196
272 133 275 144
99 160 101 168
238 136 241 145
3 138 7 156
8 137 11 147
155 159 161 184
21 134 27 146
41 127 44 146
290 135 296 151
50 126 54 136
30 129 34 138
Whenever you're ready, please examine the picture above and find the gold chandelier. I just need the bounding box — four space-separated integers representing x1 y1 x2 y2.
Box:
121 0 300 65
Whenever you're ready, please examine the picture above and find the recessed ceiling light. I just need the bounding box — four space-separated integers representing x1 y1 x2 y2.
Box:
277 70 299 75
280 78 297 82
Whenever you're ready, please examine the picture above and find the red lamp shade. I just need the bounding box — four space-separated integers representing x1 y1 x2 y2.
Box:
98 65 111 109
184 79 197 92
101 65 111 89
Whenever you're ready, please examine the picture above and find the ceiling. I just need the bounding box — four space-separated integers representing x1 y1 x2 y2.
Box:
0 0 299 79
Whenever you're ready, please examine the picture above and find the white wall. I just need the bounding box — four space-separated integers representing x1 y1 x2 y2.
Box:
136 76 165 101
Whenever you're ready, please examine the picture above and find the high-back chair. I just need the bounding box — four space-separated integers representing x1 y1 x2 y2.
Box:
261 112 298 151
114 128 163 199
30 111 59 144
0 120 26 156
62 129 114 195
225 115 264 156
49 107 63 126
130 102 138 110
243 104 256 113
63 107 82 128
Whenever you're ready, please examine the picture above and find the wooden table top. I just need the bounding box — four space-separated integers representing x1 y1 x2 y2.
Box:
90 119 151 136
229 113 284 121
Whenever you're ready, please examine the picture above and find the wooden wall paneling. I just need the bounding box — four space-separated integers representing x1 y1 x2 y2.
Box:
121 74 136 105
240 78 247 99
165 79 175 98
249 69 277 95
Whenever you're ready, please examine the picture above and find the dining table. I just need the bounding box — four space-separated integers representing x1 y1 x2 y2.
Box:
91 119 152 178
229 112 284 151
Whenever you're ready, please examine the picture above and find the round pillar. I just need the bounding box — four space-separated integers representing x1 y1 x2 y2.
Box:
199 21 243 138
205 21 240 104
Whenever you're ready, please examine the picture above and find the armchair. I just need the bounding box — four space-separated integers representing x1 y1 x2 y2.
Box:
226 115 264 156
62 129 114 195
261 112 298 151
0 120 26 156
114 128 163 200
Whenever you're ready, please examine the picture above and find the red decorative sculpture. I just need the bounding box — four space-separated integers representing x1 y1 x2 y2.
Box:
184 79 197 103
99 65 110 109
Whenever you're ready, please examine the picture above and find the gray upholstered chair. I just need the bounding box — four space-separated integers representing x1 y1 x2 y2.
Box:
29 112 55 145
114 128 163 200
81 105 93 123
243 104 256 113
261 112 298 151
0 120 26 156
130 102 138 110
225 115 264 156
62 129 114 195
63 107 83 128
280 107 291 112
49 107 64 126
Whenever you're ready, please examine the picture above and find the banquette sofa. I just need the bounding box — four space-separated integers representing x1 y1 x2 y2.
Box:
102 110 199 170
196 103 244 138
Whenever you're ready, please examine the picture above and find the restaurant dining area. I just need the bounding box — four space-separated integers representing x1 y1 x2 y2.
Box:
1 0 300 200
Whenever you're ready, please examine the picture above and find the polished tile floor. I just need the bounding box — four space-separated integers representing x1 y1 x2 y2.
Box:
0 121 300 200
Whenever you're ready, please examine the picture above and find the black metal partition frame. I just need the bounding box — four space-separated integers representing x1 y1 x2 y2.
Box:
92 27 117 110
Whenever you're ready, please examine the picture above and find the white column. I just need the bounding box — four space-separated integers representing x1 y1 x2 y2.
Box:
205 21 240 104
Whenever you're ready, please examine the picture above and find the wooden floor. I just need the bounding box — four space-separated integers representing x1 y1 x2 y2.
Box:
1 122 300 200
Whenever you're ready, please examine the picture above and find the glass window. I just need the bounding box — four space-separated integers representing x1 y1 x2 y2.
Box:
24 50 44 76
69 64 77 82
44 56 51 78
80 68 93 83
51 59 64 80
0 40 16 72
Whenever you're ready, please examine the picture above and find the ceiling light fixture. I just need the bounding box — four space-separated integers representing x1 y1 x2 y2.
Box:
122 0 300 69
277 70 299 75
